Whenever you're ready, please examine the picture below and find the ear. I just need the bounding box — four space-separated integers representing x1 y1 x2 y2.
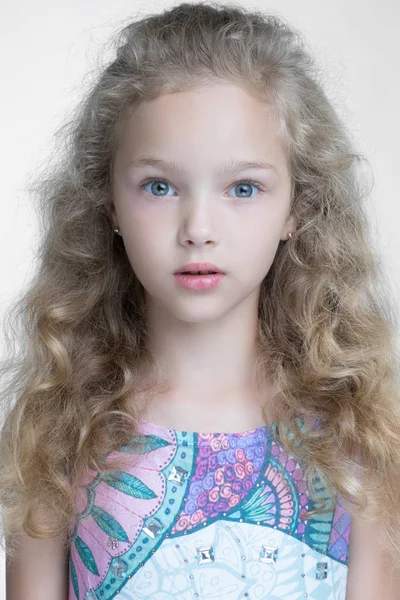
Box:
104 198 118 228
280 213 297 242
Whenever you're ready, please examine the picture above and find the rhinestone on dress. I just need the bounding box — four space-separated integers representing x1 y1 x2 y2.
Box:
316 561 328 579
196 546 215 564
107 536 119 550
259 545 278 564
109 556 128 579
168 466 189 485
142 517 164 539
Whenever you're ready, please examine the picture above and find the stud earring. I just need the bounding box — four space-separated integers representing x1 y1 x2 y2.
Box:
113 227 120 235
287 231 293 240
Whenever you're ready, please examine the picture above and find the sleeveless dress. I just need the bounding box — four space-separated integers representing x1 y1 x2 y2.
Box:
68 419 351 600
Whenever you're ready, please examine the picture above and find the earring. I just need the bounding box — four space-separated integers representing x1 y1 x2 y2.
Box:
287 231 293 240
113 227 120 234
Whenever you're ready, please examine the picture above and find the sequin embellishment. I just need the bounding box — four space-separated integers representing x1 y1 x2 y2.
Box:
316 561 328 579
168 465 189 485
110 557 128 579
259 545 279 564
142 517 164 539
196 546 215 564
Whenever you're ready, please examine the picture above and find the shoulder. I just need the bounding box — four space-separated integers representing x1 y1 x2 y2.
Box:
6 528 69 599
346 490 400 600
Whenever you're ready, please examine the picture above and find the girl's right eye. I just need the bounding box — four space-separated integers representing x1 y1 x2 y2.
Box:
140 179 175 197
139 178 264 199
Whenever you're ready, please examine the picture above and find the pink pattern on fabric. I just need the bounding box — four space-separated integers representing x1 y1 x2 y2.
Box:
171 428 267 534
270 441 308 534
68 423 176 599
264 462 295 529
328 498 352 561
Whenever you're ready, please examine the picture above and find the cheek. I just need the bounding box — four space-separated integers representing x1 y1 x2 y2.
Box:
124 236 155 272
236 216 281 256
235 224 281 280
119 201 167 247
122 224 170 283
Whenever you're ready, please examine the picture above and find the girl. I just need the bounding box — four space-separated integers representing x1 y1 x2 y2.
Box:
1 2 400 599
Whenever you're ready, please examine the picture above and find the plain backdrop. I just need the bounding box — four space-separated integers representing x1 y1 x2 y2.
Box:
1 0 399 596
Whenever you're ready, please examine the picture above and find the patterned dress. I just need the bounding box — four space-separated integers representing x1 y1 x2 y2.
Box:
68 419 351 599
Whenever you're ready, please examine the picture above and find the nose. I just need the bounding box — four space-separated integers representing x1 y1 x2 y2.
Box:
178 196 219 247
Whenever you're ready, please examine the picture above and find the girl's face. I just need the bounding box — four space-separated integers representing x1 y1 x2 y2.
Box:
110 81 295 323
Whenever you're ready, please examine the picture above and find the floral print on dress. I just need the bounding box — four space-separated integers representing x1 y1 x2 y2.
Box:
68 420 351 600
68 427 177 599
171 428 268 533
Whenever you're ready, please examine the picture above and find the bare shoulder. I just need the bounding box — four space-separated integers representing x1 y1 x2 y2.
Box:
6 528 69 600
346 494 400 600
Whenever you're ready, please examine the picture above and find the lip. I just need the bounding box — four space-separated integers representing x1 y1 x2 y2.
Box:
174 272 225 290
174 262 225 274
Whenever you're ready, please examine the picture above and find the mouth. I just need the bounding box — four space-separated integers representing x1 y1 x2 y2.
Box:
179 270 219 275
174 262 225 275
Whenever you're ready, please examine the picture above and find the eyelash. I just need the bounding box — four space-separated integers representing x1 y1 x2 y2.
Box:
138 177 265 197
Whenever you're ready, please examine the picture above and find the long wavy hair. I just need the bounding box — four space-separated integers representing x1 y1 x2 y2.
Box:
1 0 400 566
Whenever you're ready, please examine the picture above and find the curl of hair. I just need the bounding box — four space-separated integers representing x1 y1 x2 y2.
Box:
1 0 400 567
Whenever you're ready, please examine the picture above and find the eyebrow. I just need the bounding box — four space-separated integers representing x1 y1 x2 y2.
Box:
126 157 277 175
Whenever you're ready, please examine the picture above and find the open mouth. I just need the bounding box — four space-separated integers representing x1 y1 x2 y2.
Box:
181 271 218 275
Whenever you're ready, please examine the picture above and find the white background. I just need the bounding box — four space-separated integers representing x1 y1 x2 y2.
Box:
1 0 399 596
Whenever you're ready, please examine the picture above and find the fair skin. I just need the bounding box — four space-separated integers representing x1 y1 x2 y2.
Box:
109 80 295 433
107 80 400 598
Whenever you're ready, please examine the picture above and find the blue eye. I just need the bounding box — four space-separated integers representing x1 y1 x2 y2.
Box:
139 178 264 198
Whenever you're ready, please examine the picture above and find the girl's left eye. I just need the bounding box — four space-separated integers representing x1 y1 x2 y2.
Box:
139 178 265 199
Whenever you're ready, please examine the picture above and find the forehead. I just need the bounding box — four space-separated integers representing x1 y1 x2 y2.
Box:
117 83 286 173
116 82 286 164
